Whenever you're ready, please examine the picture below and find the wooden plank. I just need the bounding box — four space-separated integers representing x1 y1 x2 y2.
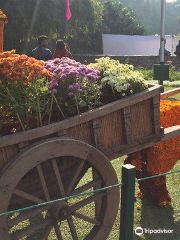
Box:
52 159 65 196
0 85 162 148
66 160 85 195
160 87 180 99
0 145 19 171
71 178 103 196
67 122 92 144
163 125 180 141
148 83 164 90
151 95 161 134
41 223 53 240
18 141 29 149
37 164 51 201
71 192 106 212
8 205 50 229
122 107 132 143
13 189 44 204
11 218 52 240
57 129 67 137
100 111 123 149
131 100 153 140
90 118 104 149
73 212 100 226
67 216 79 240
54 223 63 240
108 125 180 160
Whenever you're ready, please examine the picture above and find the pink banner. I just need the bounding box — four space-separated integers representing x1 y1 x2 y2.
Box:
65 0 71 21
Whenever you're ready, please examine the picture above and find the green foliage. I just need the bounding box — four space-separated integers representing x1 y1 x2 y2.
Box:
102 0 144 35
0 0 144 54
0 76 51 131
139 63 180 82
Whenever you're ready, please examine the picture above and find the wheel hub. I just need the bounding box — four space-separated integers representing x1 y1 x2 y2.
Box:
49 201 70 221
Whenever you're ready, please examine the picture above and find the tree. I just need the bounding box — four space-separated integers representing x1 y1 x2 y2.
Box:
120 0 180 35
0 0 66 52
102 0 144 35
66 0 103 53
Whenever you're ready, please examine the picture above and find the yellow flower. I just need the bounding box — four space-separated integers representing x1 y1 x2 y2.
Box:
136 205 141 210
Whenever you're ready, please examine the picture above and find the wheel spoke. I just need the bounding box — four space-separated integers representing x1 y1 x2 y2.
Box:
66 160 85 195
37 164 50 201
73 212 100 226
54 222 63 240
71 178 103 196
67 216 78 240
41 223 53 240
13 189 44 204
71 192 106 212
52 159 65 196
11 218 52 240
8 205 50 229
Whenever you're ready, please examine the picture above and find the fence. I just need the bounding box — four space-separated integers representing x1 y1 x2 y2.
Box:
0 164 179 240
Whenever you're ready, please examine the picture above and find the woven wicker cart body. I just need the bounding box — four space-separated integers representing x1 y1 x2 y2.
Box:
0 84 163 240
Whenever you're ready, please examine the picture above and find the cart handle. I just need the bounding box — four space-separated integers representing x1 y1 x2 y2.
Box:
161 87 180 100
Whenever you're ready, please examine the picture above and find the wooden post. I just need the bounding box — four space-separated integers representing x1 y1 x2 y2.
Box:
0 9 8 53
120 164 136 240
0 22 4 53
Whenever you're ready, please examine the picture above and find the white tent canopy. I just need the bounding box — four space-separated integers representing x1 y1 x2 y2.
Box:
102 34 180 56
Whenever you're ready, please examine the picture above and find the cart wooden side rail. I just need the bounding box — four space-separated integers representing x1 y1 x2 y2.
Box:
0 85 163 157
1 84 180 240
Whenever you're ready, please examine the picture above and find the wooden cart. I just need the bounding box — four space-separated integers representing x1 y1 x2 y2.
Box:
0 84 171 240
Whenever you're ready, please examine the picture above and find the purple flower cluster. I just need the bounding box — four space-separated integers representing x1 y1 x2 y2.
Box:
44 57 100 96
68 83 83 96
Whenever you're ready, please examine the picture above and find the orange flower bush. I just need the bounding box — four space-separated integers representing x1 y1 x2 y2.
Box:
125 100 180 206
147 100 180 175
0 50 52 82
0 50 53 134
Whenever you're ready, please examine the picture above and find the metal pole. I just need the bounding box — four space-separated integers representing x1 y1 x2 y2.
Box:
120 164 136 240
160 0 166 64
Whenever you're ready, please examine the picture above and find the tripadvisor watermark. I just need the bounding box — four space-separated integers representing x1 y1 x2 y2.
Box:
135 227 173 236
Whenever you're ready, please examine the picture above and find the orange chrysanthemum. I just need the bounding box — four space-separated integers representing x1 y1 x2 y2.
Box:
0 50 53 83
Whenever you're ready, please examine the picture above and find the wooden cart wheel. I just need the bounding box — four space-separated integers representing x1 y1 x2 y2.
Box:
0 138 120 240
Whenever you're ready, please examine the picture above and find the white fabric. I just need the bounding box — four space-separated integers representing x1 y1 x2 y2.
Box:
102 34 180 56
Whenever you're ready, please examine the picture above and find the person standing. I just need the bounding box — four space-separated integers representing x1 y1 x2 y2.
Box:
31 35 53 61
174 40 180 56
159 39 171 56
53 40 74 59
